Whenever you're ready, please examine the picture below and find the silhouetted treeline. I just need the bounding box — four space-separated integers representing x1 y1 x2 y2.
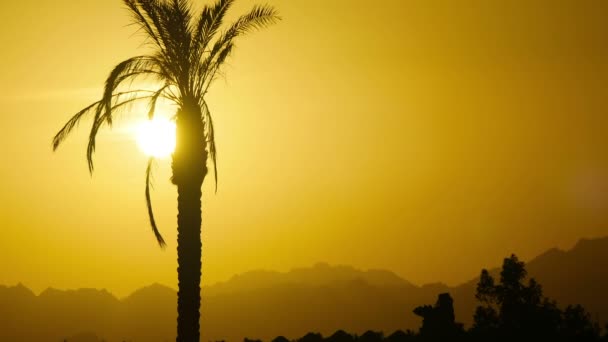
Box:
249 255 608 342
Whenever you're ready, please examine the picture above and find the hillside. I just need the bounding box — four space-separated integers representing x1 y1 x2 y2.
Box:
1 236 606 341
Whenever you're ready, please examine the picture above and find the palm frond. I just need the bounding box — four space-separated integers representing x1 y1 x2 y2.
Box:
202 101 218 192
160 0 194 85
148 84 170 119
201 41 233 96
100 56 160 126
170 0 194 41
225 4 281 37
193 0 234 52
196 4 279 95
86 93 156 172
146 157 166 247
137 0 182 77
52 90 156 151
123 0 167 53
52 101 100 151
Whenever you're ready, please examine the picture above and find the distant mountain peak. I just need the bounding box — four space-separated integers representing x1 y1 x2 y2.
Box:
0 283 36 298
572 235 608 250
124 282 176 302
532 247 565 261
204 263 414 296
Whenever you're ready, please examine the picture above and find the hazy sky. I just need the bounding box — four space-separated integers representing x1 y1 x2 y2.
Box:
1 0 607 297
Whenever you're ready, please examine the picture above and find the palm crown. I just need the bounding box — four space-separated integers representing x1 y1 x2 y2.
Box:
52 0 280 247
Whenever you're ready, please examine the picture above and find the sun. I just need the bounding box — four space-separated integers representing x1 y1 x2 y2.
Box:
136 117 176 158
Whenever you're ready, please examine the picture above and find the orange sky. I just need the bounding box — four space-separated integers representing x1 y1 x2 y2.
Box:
1 0 607 297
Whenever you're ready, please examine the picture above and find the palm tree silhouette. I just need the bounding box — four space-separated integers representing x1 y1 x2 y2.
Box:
52 1 279 341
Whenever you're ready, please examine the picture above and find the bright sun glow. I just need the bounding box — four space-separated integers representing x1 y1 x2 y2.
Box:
136 118 176 158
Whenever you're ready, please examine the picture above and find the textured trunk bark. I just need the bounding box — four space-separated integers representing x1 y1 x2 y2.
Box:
176 181 203 342
172 98 207 342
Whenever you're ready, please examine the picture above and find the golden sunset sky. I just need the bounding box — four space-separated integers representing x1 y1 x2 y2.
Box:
1 0 607 297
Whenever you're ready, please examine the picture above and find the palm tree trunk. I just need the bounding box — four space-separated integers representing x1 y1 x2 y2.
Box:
172 99 207 342
176 180 203 342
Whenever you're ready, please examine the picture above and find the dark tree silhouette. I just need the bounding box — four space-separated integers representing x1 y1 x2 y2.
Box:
271 336 290 342
472 254 598 341
52 1 279 341
414 293 464 340
385 330 415 342
358 331 384 342
297 332 323 342
561 305 600 341
325 330 355 342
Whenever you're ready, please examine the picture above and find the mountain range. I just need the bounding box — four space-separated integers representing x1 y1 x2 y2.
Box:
1 236 607 342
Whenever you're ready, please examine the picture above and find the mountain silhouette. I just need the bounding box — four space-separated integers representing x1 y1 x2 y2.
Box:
1 237 606 341
204 262 417 297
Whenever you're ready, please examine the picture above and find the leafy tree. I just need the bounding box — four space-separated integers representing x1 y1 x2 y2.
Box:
472 254 596 340
561 304 600 341
52 1 279 340
414 293 464 340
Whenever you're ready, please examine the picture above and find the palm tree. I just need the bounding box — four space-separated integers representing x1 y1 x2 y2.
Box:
52 0 279 340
